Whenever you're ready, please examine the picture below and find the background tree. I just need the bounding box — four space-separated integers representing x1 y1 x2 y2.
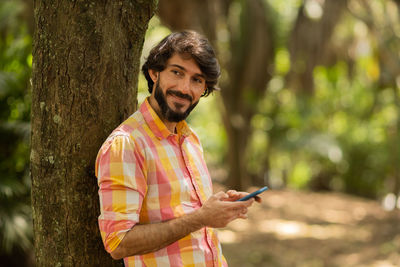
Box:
286 0 347 94
30 1 155 265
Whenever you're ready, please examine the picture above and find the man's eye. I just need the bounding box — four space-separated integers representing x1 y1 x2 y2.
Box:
172 70 181 76
193 78 203 84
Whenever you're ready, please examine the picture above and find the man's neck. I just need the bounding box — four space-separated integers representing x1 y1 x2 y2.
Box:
148 96 177 134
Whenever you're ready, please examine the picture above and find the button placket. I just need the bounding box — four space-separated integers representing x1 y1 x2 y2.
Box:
180 137 203 204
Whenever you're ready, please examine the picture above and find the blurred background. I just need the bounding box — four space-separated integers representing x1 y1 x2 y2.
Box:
1 0 400 266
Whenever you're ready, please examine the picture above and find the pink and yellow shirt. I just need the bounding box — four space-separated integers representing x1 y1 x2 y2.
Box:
95 99 227 266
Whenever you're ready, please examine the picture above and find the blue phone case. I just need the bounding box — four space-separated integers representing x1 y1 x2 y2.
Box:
237 186 269 201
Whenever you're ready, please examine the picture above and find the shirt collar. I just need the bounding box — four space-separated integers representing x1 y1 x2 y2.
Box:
140 97 193 140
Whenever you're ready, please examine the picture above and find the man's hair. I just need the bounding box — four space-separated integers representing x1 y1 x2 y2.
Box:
142 31 220 97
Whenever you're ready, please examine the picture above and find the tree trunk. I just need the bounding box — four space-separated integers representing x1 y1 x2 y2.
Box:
221 0 275 190
287 0 347 94
31 1 155 266
157 0 219 45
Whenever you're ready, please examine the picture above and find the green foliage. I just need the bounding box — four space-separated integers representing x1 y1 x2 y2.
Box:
247 47 395 198
214 0 400 199
0 0 32 255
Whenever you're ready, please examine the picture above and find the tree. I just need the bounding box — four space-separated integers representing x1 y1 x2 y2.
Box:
219 0 275 189
286 0 347 94
31 1 155 265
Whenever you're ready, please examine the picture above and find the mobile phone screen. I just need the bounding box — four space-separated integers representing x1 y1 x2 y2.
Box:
237 186 269 201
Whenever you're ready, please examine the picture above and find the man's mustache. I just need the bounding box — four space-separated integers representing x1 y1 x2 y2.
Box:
166 90 193 102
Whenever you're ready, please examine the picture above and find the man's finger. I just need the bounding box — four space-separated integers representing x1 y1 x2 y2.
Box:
226 190 237 195
242 198 255 206
214 191 229 200
237 213 248 219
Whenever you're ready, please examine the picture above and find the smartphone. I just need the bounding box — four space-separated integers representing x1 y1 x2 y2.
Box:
237 186 269 201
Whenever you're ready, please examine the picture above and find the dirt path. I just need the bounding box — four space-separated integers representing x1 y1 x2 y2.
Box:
215 186 400 267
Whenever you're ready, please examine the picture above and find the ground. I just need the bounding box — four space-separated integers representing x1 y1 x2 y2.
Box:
214 185 400 267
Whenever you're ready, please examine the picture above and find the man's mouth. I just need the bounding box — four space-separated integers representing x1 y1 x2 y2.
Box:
166 90 193 102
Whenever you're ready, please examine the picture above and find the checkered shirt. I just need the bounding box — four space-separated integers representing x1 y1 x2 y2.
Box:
95 98 227 266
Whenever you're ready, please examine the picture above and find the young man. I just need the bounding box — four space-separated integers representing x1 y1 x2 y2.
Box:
95 31 258 266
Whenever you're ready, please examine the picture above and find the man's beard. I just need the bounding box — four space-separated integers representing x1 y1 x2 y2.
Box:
154 78 199 123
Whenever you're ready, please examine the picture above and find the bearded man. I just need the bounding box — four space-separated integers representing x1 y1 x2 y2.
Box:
95 31 257 266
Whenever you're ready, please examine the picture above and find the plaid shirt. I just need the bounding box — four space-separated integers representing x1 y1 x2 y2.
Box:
95 98 227 266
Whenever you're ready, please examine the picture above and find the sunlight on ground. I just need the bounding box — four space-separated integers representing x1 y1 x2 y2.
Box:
336 252 399 267
256 219 371 240
218 230 238 244
218 189 400 266
219 218 371 244
264 193 371 224
371 261 397 267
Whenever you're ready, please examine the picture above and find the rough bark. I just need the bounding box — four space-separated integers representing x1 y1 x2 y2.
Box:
30 0 155 266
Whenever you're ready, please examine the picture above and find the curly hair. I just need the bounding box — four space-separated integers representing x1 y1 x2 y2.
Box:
141 31 220 97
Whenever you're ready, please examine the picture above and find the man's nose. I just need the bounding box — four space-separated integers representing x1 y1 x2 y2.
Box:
179 77 191 94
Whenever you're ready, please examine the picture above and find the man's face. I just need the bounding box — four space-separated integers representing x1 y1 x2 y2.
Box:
153 77 198 122
149 53 206 123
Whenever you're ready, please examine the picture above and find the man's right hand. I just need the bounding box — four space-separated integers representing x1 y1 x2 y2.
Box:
195 191 255 228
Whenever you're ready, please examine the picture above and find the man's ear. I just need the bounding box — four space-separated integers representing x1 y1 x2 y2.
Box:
149 69 158 83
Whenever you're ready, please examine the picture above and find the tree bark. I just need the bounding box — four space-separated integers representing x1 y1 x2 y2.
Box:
31 0 155 266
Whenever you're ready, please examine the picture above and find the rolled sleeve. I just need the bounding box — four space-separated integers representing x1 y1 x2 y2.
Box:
95 134 147 253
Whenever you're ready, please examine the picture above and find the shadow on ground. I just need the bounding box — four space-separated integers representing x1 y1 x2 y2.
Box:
215 185 400 267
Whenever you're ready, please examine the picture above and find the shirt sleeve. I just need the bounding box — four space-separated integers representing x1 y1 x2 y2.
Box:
95 134 147 253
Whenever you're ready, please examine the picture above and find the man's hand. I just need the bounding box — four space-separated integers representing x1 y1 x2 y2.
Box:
110 190 260 259
195 191 256 228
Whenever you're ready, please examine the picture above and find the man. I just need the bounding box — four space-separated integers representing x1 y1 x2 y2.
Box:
95 31 258 266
